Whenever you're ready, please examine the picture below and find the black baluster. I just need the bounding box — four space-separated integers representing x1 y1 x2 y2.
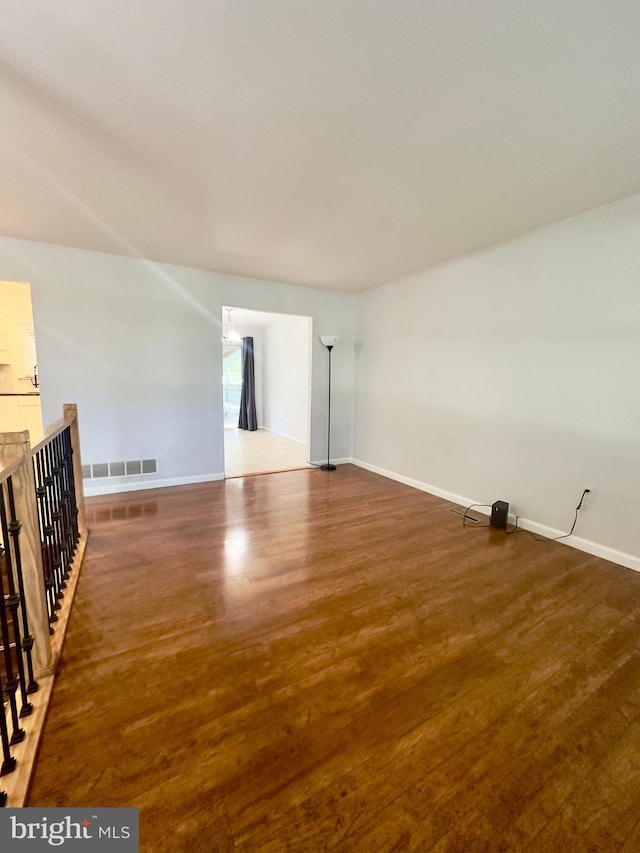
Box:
6 478 38 696
0 485 25 747
63 426 80 548
0 651 16 777
56 433 73 580
47 438 66 601
33 452 56 627
44 441 64 611
0 543 14 781
2 525 33 718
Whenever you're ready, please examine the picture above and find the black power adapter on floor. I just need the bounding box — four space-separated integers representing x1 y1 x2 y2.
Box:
491 500 509 530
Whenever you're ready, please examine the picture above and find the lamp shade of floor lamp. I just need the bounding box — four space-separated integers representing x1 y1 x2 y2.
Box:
319 335 339 471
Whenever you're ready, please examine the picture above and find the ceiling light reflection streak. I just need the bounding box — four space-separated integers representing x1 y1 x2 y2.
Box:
1 142 221 328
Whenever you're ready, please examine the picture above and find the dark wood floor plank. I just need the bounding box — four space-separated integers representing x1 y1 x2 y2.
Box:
481 652 640 848
232 698 495 852
25 465 640 852
429 809 515 852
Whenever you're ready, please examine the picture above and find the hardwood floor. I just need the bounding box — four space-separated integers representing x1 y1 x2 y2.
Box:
26 465 640 851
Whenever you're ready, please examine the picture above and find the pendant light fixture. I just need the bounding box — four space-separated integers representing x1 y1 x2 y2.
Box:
222 308 241 344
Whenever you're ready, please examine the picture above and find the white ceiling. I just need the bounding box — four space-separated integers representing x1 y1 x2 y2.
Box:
2 1 640 293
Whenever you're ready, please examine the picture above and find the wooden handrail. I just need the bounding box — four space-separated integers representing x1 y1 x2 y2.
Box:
2 414 79 461
29 416 72 455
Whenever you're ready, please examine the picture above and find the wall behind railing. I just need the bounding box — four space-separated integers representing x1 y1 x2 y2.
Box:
0 237 357 494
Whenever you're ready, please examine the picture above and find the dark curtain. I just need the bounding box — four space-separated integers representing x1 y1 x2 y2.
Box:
238 336 258 431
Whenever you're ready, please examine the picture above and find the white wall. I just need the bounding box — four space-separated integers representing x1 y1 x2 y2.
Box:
263 313 311 444
354 194 640 569
0 237 356 490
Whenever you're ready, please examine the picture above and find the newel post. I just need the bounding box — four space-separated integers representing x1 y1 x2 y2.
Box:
0 430 54 676
63 404 87 537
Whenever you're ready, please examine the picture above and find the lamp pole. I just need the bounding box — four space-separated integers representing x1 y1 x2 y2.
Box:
320 336 339 471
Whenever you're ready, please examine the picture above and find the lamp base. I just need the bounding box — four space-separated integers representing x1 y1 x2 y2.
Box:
320 464 337 471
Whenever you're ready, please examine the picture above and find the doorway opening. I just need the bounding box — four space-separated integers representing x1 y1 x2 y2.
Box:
221 307 312 478
223 342 242 429
0 280 43 441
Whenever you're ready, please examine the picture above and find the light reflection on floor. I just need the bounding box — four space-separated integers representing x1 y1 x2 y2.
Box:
86 502 158 525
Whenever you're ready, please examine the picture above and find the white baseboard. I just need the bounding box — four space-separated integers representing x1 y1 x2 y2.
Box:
350 458 480 507
84 472 225 496
308 457 351 468
350 457 640 574
261 426 307 446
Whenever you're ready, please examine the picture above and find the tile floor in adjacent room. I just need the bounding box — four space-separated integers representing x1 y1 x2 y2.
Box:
224 427 309 477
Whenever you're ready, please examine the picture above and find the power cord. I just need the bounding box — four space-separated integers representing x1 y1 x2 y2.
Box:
515 488 591 542
462 503 492 528
462 489 591 542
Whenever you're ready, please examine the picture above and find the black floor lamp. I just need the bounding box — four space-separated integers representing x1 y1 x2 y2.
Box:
320 335 339 471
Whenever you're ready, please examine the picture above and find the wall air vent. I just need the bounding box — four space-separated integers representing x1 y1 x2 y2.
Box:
83 459 158 479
